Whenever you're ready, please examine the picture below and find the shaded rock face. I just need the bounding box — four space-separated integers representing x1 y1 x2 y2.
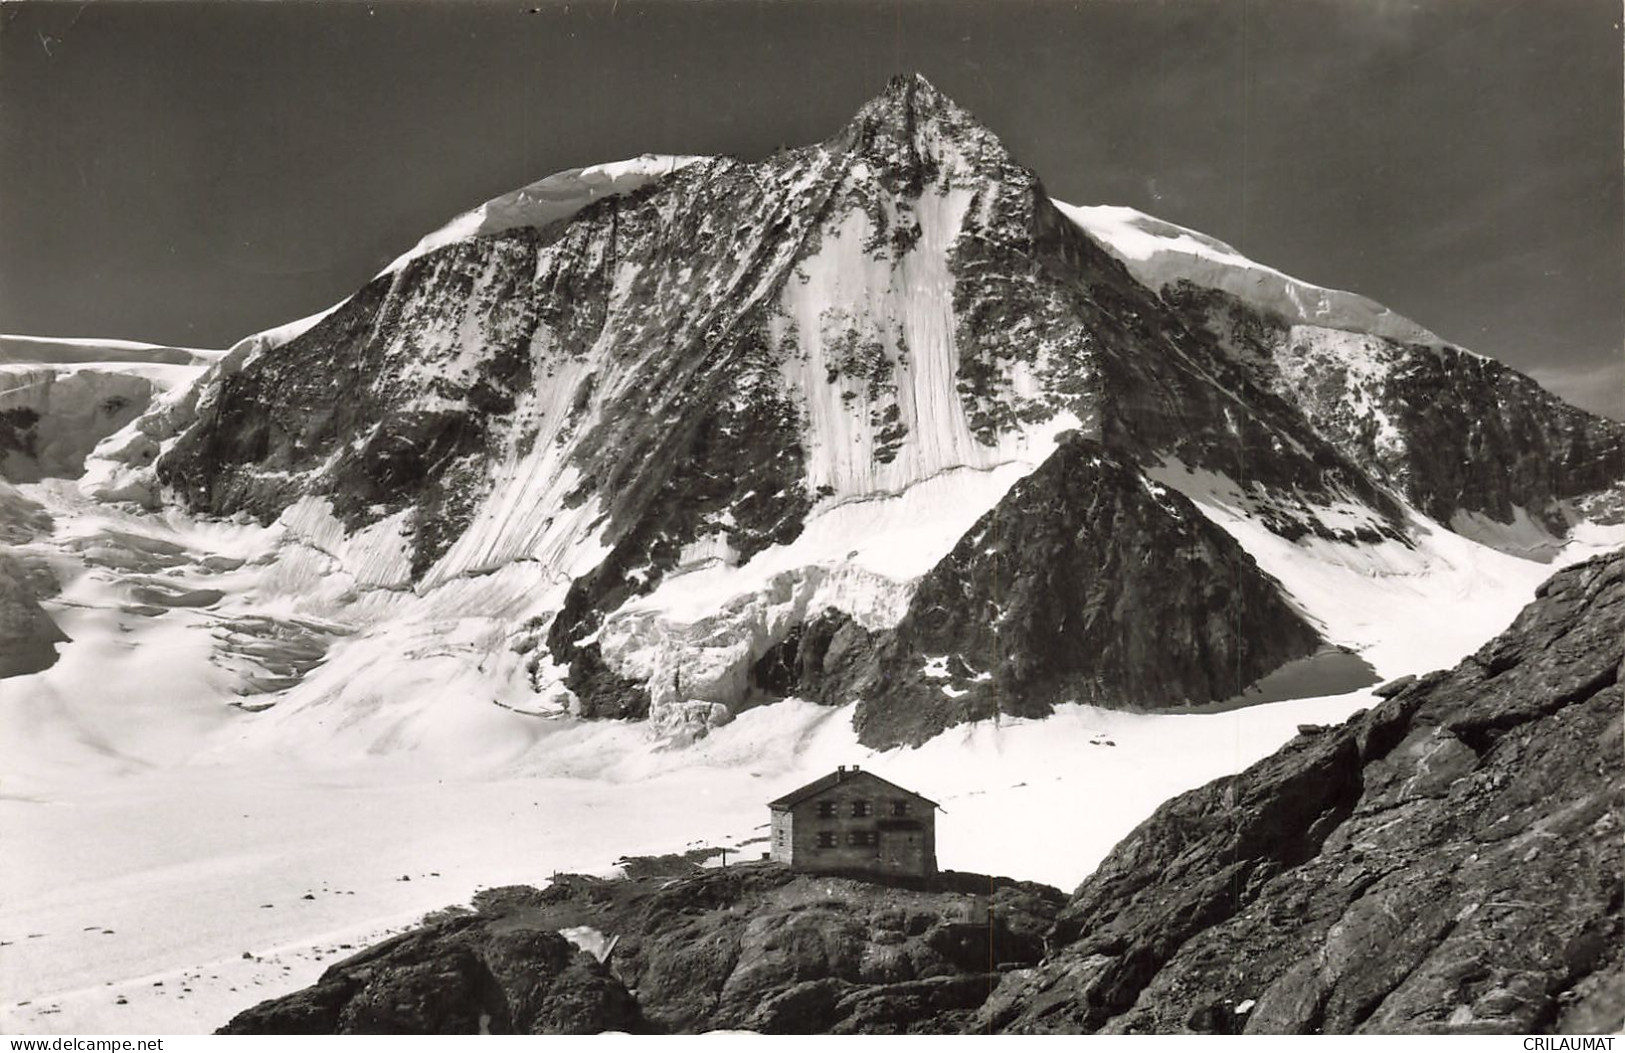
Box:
218 916 643 1035
156 266 535 581
495 868 1060 1035
976 549 1625 1035
0 480 52 545
220 865 1065 1036
1009 208 1410 545
808 437 1324 747
748 608 878 705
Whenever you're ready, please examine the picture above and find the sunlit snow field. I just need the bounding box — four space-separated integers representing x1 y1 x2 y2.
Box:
2 468 1618 1034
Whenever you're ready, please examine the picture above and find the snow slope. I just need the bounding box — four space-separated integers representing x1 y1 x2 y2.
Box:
1054 202 1446 347
0 335 221 368
381 154 703 276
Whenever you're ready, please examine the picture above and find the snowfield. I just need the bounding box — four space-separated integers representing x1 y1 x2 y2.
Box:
2 464 1619 1034
1054 202 1449 348
380 155 704 278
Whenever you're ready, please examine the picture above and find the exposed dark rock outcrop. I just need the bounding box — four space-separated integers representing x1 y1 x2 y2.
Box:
0 548 68 678
0 479 52 545
748 608 879 703
0 482 65 678
219 864 1064 1035
977 548 1625 1034
826 438 1325 748
218 915 643 1035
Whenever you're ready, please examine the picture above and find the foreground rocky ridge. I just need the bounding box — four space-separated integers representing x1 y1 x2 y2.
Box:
984 547 1624 1034
220 550 1625 1034
219 864 1065 1035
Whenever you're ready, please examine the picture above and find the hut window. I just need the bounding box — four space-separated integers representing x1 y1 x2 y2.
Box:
817 801 837 818
816 831 836 848
892 800 909 816
847 830 875 847
851 800 871 818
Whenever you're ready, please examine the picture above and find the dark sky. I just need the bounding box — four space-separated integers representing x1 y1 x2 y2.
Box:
2 0 1620 416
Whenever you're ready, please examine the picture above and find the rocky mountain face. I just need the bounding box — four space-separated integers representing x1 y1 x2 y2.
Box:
0 555 67 679
84 74 1625 746
217 549 1625 1035
217 910 643 1036
1159 281 1625 538
757 437 1325 747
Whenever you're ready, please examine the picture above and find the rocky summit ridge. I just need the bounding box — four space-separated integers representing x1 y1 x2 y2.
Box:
16 73 1618 749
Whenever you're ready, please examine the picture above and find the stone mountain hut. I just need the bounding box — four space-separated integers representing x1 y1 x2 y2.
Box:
768 766 938 879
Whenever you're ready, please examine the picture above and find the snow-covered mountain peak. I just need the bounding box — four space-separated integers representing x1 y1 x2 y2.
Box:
831 73 1009 180
1055 201 1448 348
380 153 704 277
59 73 1625 759
848 72 962 127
